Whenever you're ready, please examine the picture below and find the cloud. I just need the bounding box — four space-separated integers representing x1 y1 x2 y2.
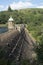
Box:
0 1 33 11
0 5 5 11
0 5 8 11
4 6 8 10
37 6 43 8
10 1 33 10
0 5 4 8
36 2 43 8
1 1 43 11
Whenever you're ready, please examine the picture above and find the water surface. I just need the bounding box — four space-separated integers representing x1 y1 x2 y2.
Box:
0 27 8 34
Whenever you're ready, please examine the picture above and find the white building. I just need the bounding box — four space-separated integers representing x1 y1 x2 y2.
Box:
8 16 14 30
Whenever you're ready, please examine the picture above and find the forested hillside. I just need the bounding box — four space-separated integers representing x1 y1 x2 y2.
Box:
0 8 43 42
0 8 43 24
0 8 43 65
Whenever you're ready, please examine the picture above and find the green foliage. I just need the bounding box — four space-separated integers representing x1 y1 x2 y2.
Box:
8 6 12 12
0 8 43 65
35 36 43 65
0 8 43 24
0 58 7 65
20 60 30 65
11 60 30 65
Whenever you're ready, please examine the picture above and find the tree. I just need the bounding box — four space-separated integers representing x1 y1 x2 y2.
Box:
8 6 12 12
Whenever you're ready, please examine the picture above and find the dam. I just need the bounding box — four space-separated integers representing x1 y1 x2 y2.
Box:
0 26 38 65
0 17 38 65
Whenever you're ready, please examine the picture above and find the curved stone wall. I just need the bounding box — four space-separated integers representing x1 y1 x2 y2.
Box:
0 30 19 46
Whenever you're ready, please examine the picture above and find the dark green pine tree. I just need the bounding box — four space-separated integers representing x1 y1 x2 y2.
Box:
8 6 12 12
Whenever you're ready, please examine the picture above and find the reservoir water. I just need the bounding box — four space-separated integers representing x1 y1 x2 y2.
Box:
0 27 8 34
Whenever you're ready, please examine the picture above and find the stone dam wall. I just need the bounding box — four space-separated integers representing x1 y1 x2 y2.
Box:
0 30 19 46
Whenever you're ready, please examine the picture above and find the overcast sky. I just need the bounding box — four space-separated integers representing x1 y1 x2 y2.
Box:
0 0 43 11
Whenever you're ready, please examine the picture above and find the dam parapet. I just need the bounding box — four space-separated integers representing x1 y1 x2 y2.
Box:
0 30 20 46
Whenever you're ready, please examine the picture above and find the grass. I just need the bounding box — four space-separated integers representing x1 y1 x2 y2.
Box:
0 24 7 27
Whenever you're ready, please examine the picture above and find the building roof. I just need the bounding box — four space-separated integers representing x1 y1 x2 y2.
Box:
8 16 14 21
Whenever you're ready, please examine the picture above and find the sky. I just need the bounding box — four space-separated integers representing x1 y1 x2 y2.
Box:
0 0 43 11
